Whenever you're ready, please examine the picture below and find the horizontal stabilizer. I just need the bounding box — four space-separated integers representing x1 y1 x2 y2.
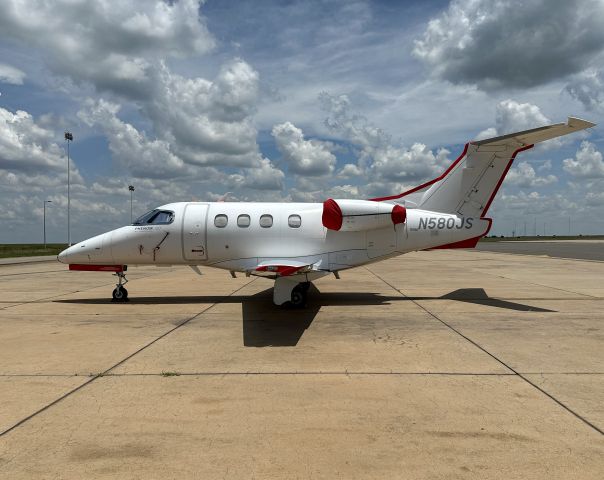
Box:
473 117 596 148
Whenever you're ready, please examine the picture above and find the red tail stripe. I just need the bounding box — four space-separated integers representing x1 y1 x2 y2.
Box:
480 144 534 216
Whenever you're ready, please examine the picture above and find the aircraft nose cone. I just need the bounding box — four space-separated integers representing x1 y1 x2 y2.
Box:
57 246 72 264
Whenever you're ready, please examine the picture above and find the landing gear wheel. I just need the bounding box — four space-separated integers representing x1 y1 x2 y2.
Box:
111 269 129 302
112 285 128 302
290 284 307 309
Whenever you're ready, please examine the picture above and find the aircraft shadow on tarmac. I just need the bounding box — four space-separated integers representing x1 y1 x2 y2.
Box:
56 287 554 347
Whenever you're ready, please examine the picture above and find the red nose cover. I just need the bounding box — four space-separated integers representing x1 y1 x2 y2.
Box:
322 198 343 231
391 204 406 225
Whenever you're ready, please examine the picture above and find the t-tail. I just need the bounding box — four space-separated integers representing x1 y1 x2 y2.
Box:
371 117 596 218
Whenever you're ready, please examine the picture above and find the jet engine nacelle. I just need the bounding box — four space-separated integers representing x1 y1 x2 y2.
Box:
322 199 406 232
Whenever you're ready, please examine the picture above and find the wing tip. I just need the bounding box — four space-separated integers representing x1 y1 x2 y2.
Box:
568 116 597 130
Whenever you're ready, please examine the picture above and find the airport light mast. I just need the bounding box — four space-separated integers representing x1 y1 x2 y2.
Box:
65 131 73 246
43 200 52 249
128 185 135 223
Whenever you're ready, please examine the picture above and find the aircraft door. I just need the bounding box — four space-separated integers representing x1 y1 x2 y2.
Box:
183 203 208 261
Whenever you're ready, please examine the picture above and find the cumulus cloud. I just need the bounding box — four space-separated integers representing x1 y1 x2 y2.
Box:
585 191 604 206
0 63 25 85
146 60 262 168
0 0 214 98
476 99 550 139
319 92 450 190
78 97 285 191
563 141 604 178
78 99 186 178
0 106 82 182
507 161 557 188
272 121 336 176
226 158 285 191
564 69 604 111
495 190 577 216
413 0 604 91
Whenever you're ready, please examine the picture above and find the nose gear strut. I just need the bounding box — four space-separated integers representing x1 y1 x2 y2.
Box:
112 268 129 302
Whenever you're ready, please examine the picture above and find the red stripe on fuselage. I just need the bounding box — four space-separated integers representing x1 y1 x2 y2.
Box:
69 264 125 272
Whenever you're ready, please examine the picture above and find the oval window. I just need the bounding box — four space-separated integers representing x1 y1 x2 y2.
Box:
288 214 301 228
214 214 228 228
237 214 250 228
259 214 273 228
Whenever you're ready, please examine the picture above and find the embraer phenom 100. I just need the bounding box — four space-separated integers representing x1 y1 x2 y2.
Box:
58 118 595 307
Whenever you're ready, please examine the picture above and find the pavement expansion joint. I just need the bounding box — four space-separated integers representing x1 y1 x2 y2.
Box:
365 266 604 437
0 277 257 438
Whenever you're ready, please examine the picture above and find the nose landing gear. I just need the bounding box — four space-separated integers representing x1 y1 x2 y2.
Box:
112 270 129 302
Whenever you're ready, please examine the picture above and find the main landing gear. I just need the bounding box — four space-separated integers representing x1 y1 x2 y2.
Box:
290 282 311 308
273 277 311 308
112 270 129 302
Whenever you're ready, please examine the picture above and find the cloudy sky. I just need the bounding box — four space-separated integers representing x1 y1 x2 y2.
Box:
1 0 603 242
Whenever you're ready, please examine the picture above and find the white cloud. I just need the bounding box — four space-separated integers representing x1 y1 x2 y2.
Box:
0 106 83 183
337 163 362 178
564 69 604 111
563 141 604 178
507 161 557 188
585 191 604 206
0 63 25 85
226 157 285 191
146 60 262 168
413 0 604 91
319 92 450 187
537 159 552 172
0 0 214 98
272 121 336 176
476 99 550 139
78 99 186 178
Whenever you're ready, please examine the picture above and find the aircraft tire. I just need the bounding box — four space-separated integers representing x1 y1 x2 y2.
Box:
290 284 307 309
112 286 128 302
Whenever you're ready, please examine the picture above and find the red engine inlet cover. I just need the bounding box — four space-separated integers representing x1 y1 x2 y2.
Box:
322 198 343 231
391 204 406 225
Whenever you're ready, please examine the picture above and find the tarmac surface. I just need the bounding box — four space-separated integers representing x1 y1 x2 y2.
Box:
0 247 603 479
477 239 604 261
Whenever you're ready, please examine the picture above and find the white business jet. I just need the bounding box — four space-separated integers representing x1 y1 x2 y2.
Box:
58 117 595 306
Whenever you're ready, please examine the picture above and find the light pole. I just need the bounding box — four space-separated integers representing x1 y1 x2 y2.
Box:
65 131 73 246
43 200 52 248
128 185 135 223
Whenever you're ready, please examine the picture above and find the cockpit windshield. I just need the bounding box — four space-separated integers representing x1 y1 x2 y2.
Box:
132 209 174 225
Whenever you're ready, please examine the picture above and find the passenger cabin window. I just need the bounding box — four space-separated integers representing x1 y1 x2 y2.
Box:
288 214 301 228
259 214 273 228
214 214 228 228
237 214 250 228
132 209 174 225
